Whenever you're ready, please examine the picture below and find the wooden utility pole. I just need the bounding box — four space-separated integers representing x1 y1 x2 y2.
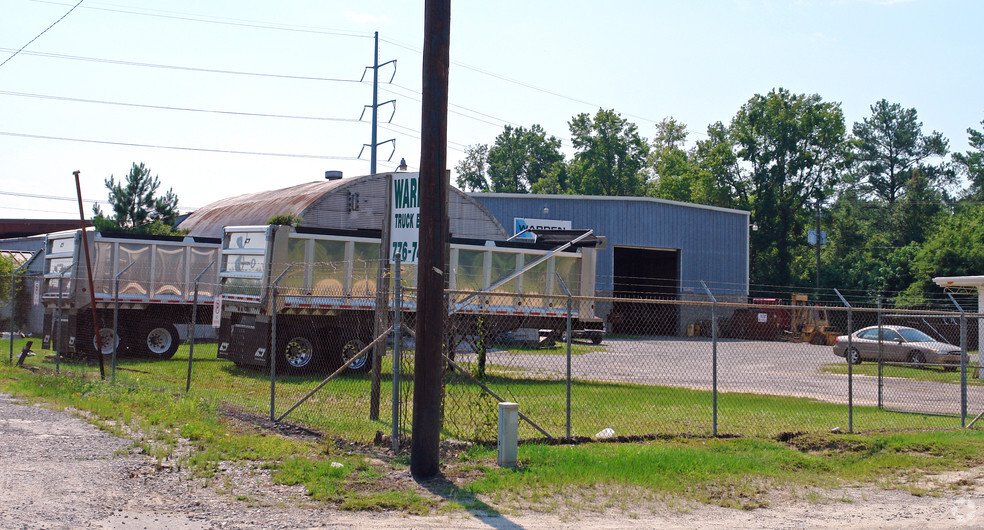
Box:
411 0 450 480
73 170 105 379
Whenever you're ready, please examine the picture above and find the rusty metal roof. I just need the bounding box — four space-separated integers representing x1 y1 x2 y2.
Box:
179 173 507 240
179 178 361 237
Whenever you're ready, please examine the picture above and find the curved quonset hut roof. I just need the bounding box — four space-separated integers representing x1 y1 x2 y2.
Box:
179 172 507 240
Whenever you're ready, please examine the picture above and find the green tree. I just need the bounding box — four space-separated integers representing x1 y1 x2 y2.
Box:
487 125 564 193
729 88 848 287
92 162 182 235
690 121 746 209
454 144 491 192
0 253 14 304
852 99 949 204
953 120 984 200
266 214 303 226
648 117 698 202
567 109 649 196
454 125 564 194
898 204 984 306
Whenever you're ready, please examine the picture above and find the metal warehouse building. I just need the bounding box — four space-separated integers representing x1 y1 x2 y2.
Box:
472 193 750 334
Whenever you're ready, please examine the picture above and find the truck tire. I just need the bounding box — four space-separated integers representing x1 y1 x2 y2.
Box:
335 333 370 373
140 323 181 360
278 329 321 374
81 326 122 357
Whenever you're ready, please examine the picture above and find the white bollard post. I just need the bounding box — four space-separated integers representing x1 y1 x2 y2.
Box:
497 402 519 468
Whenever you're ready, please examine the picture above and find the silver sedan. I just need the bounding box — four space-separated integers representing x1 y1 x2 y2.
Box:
832 325 962 368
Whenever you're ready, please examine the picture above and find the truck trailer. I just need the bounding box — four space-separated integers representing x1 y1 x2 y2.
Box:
215 224 604 374
41 229 222 359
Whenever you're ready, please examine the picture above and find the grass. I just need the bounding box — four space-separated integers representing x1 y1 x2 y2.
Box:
1 336 969 442
821 360 984 386
458 430 984 511
4 335 984 515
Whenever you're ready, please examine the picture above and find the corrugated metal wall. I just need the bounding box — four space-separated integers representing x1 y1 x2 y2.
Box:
300 174 507 240
472 194 749 297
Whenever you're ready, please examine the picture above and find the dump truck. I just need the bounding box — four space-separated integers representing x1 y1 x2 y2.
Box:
215 224 605 373
40 229 222 359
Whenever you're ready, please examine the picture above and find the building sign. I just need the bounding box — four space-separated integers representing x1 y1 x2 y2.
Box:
391 173 420 264
513 217 571 240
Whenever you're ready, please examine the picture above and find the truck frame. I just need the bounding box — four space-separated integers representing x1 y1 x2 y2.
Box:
40 229 222 359
215 224 604 373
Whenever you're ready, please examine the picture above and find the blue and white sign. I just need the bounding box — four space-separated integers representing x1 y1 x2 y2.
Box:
808 229 827 245
513 217 571 240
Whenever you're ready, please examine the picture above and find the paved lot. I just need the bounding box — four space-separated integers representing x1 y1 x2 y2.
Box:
480 337 984 417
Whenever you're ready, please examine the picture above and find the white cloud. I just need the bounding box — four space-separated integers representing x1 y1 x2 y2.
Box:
343 11 392 25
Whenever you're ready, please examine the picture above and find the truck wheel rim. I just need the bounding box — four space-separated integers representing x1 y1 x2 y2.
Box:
285 337 314 368
343 339 367 370
146 328 173 354
94 329 118 355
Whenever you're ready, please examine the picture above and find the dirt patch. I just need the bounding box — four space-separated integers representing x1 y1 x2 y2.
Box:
777 431 871 453
219 403 323 441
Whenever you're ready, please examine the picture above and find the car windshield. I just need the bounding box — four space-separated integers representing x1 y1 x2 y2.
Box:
897 328 935 342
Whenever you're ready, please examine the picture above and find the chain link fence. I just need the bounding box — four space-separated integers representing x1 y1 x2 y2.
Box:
4 264 983 448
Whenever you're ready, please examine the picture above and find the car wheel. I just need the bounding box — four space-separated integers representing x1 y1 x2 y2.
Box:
336 333 370 373
142 324 180 360
907 350 926 369
278 330 320 374
847 347 862 365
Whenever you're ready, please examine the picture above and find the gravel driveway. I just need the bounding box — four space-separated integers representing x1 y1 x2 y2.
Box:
3 393 984 529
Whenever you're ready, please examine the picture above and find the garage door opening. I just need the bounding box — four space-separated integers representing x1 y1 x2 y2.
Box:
611 247 679 335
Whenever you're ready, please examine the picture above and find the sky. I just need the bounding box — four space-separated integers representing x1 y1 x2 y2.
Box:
0 0 981 220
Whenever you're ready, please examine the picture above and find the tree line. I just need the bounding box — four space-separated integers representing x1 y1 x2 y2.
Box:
455 88 984 306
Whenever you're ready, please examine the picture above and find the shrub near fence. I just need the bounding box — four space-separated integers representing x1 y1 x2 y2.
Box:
3 265 983 448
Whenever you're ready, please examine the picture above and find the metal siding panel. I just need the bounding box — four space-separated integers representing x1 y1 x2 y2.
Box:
472 195 748 293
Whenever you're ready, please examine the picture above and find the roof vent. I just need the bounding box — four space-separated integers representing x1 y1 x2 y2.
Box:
325 170 343 180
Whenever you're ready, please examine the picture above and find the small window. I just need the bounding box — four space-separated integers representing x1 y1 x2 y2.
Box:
859 329 879 340
882 329 902 342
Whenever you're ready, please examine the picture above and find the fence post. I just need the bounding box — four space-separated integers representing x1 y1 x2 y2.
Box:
835 289 852 433
700 281 717 437
556 273 574 441
111 261 135 383
946 292 967 427
8 272 14 364
391 254 402 453
55 267 72 374
269 264 292 422
877 297 883 409
112 273 119 382
186 262 214 394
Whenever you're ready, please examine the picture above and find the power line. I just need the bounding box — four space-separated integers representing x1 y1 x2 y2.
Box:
30 0 374 39
377 85 514 129
0 90 366 123
379 36 660 126
0 48 364 83
0 131 361 160
0 204 90 215
0 0 84 70
20 3 667 138
0 190 103 203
